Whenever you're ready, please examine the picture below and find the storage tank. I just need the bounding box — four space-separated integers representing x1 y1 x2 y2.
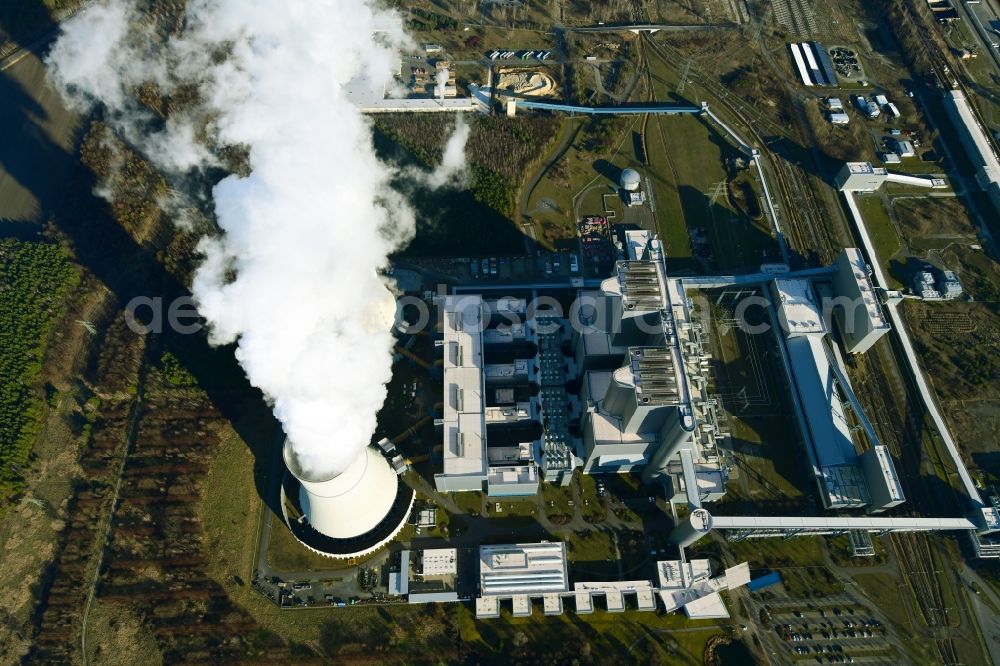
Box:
282 440 414 558
670 508 713 547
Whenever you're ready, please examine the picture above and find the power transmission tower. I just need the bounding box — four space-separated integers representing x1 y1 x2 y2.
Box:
708 180 727 206
676 59 693 94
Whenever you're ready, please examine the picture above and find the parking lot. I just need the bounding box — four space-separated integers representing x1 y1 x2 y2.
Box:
772 606 895 663
457 249 585 283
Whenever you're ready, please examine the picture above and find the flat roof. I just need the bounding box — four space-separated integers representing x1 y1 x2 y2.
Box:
589 409 657 446
871 446 904 503
625 229 652 260
479 542 569 597
683 592 729 619
711 515 977 531
441 295 488 478
657 558 712 589
773 279 826 336
786 335 857 468
486 464 538 487
841 248 888 330
945 91 1000 178
421 548 458 576
846 161 888 175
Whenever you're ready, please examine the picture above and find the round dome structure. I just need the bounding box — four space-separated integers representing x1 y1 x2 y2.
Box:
281 441 414 558
620 168 641 191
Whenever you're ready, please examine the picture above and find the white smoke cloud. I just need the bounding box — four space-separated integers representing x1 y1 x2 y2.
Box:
46 1 456 477
436 66 449 100
424 115 470 188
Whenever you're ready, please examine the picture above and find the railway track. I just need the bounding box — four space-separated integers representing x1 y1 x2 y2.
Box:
640 34 837 265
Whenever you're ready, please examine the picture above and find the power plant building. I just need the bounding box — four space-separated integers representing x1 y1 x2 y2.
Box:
422 235 998 563
831 248 890 354
574 232 724 502
475 542 569 618
835 162 888 192
435 294 571 496
436 294 490 493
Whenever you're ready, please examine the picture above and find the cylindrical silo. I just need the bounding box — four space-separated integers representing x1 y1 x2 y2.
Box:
670 508 713 548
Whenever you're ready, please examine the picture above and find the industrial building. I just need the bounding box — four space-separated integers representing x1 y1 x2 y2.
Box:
472 541 750 618
789 42 837 87
913 268 965 300
344 20 481 113
657 559 750 619
619 168 647 207
835 161 944 193
835 162 889 192
574 231 725 502
433 232 724 501
425 232 999 565
767 262 901 512
475 542 569 618
434 294 574 495
891 139 916 159
914 271 942 300
942 90 1000 216
831 248 891 354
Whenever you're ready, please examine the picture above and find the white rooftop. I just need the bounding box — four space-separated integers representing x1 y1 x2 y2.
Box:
479 542 569 597
872 446 904 503
655 558 741 619
625 229 652 260
842 248 888 331
774 279 826 336
786 335 857 469
441 295 488 479
421 548 458 577
847 161 888 176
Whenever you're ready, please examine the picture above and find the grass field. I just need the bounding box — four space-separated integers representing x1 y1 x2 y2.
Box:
542 481 573 519
266 514 360 573
524 43 778 274
850 572 940 663
200 429 732 661
855 193 902 286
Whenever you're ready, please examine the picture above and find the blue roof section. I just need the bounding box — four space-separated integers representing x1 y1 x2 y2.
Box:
747 571 782 592
785 336 857 468
813 43 838 88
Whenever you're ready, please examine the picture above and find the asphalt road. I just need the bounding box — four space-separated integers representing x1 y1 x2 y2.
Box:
0 48 80 223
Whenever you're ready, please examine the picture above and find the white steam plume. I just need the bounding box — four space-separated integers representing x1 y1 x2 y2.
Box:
436 67 449 100
424 115 470 188
47 1 446 477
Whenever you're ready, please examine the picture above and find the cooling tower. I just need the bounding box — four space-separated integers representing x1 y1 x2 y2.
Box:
281 440 414 558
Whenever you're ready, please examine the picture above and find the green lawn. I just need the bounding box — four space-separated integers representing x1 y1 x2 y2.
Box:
567 528 617 563
852 573 938 662
855 193 901 286
450 490 485 516
542 481 573 519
